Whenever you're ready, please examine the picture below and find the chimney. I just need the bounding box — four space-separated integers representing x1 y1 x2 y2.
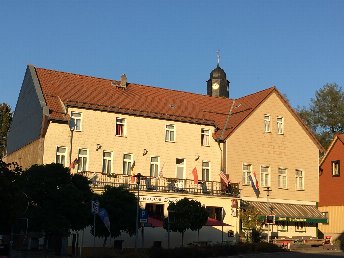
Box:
120 74 127 88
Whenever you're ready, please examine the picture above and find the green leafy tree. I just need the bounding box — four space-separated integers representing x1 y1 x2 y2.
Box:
240 202 263 243
21 163 93 252
163 198 208 246
0 160 24 233
297 83 344 149
91 186 137 246
0 103 12 158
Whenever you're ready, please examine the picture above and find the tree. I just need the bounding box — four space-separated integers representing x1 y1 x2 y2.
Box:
297 83 344 149
163 198 208 246
0 103 12 158
0 160 24 233
240 201 263 243
21 163 93 252
91 186 137 246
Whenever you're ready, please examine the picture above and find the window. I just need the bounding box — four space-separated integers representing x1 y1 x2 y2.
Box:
242 164 252 185
201 129 210 146
277 116 284 134
332 160 340 176
145 203 164 220
277 221 288 231
56 146 67 166
102 151 112 175
260 166 270 187
150 156 160 177
71 112 82 131
295 221 306 232
278 168 287 189
295 169 304 190
264 114 271 133
165 124 175 142
116 117 126 136
176 158 185 179
206 206 223 221
202 161 210 181
77 148 88 172
123 154 133 175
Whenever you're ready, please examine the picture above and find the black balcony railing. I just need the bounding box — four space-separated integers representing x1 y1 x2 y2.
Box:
80 171 240 197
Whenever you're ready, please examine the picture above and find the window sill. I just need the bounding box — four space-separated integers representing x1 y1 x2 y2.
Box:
201 145 210 147
332 174 340 177
165 141 176 143
296 189 305 191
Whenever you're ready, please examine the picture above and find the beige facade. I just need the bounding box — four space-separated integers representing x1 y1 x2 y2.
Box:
43 107 221 179
227 92 319 202
318 206 344 239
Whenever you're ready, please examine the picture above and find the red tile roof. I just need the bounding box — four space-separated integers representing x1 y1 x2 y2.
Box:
33 66 319 145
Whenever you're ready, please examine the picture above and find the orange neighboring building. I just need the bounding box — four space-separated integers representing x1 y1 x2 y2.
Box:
319 134 344 239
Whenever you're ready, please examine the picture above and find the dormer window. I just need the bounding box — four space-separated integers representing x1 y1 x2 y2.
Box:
201 129 210 146
71 112 82 131
264 114 271 133
116 117 126 136
277 116 284 134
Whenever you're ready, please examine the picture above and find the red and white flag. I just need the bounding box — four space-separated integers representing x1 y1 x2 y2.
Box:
192 167 198 184
251 171 259 190
69 158 79 169
219 171 229 185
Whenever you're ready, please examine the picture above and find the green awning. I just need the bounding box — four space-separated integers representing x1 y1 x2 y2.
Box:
248 201 327 224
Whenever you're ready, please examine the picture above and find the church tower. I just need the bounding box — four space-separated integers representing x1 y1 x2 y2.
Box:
207 51 230 98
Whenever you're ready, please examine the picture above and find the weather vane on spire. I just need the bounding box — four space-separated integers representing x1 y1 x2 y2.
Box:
216 50 221 67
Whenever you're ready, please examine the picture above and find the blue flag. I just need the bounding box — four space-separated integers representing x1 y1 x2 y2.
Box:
98 208 111 233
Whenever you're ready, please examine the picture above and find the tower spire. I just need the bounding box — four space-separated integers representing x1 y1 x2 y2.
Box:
216 50 220 67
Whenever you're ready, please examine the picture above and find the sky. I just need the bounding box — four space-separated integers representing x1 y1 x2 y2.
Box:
1 0 343 110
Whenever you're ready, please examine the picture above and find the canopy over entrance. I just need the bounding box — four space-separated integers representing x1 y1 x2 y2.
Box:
246 201 327 223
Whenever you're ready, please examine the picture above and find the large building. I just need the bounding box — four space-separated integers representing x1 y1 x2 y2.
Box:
6 63 326 248
318 134 344 240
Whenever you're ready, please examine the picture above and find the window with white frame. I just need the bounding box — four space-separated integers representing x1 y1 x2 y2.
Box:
165 124 175 142
102 151 112 175
264 114 271 133
295 169 304 190
278 168 287 189
295 221 306 232
71 112 82 131
277 221 288 231
202 161 210 181
123 153 133 175
77 148 88 172
201 129 210 146
176 158 185 179
150 156 160 177
115 117 126 136
277 116 284 134
56 146 67 166
242 164 252 185
260 166 270 187
332 160 340 176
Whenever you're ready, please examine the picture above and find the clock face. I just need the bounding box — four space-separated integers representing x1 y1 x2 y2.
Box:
212 82 220 90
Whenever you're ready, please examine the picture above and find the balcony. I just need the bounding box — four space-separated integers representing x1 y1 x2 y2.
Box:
80 171 240 197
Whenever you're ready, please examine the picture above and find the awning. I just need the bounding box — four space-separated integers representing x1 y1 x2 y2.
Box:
205 217 230 227
145 217 164 227
246 201 327 223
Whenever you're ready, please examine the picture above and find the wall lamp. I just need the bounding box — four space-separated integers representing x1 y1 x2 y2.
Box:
143 149 148 156
96 144 102 151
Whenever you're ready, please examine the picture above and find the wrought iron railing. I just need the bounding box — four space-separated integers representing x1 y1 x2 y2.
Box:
80 171 240 197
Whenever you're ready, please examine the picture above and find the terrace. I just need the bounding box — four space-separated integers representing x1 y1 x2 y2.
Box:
80 171 240 197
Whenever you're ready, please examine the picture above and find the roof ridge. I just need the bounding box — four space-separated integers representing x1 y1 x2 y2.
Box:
236 86 276 100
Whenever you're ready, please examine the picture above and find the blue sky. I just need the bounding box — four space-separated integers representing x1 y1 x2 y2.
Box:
1 0 343 110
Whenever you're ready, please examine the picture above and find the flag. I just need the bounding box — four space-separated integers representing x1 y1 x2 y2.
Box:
98 208 111 233
219 171 229 185
91 172 98 186
69 158 79 169
192 167 198 184
131 174 136 183
250 171 259 190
